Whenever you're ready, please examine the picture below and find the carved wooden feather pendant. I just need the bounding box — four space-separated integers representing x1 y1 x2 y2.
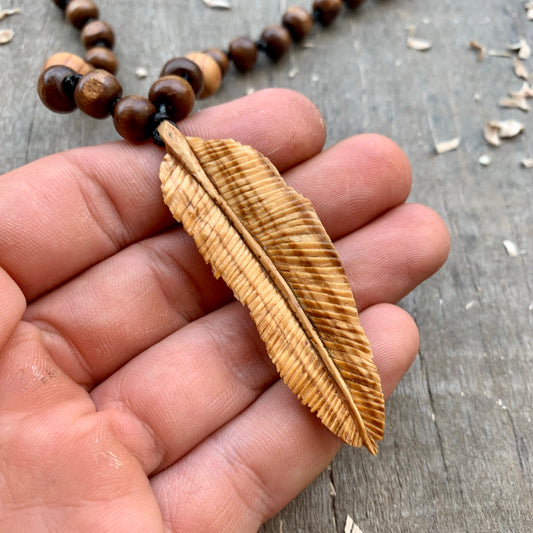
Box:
157 121 385 454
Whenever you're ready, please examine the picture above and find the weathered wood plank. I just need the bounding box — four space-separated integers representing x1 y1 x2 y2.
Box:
1 1 532 531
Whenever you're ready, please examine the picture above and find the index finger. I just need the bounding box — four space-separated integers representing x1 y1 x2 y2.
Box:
0 89 325 300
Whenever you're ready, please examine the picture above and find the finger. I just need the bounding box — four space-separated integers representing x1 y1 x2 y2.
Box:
149 304 418 533
0 89 326 301
0 268 26 351
285 133 412 239
25 134 415 386
336 202 450 310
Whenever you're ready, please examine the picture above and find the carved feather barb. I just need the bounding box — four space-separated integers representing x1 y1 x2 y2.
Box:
157 121 385 454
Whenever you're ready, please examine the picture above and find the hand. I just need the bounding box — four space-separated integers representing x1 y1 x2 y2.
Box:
0 89 449 532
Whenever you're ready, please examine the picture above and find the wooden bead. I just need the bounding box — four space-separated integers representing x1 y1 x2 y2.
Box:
228 37 258 73
282 6 314 42
160 57 205 97
112 95 156 143
148 76 195 122
43 52 94 76
38 65 78 113
203 48 230 77
52 0 69 9
313 0 342 26
85 47 118 74
81 20 115 49
74 69 122 119
186 52 222 99
65 0 99 30
343 0 366 7
260 25 291 61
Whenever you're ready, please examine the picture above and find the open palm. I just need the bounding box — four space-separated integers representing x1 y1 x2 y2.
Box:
0 90 449 532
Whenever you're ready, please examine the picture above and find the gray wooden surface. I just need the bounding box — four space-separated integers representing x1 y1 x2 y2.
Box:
1 1 532 531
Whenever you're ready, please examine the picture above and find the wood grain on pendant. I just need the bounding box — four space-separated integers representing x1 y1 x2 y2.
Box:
157 121 385 453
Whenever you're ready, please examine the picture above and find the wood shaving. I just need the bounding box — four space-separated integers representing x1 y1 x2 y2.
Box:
465 300 477 310
497 398 508 410
406 26 432 51
0 7 21 20
0 28 13 44
479 154 492 166
135 67 148 79
514 58 529 80
435 137 461 154
288 67 299 79
499 95 529 111
496 119 525 138
470 40 487 61
485 120 525 146
407 36 432 51
509 82 533 99
344 515 363 533
503 240 520 257
508 37 531 60
202 0 231 8
484 122 501 146
521 158 533 168
526 2 533 20
487 50 513 58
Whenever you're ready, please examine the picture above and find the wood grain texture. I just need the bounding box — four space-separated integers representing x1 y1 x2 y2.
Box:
158 123 385 452
1 1 532 531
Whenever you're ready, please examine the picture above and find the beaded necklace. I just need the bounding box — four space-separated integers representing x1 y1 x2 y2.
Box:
38 0 385 454
39 0 366 142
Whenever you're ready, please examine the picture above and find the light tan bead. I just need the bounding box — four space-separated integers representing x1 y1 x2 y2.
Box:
186 52 222 99
42 52 94 76
204 48 230 77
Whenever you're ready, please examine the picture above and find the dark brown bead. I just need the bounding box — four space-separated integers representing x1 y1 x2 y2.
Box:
260 25 291 61
203 48 230 77
228 37 258 73
85 47 118 74
112 95 156 143
74 69 122 119
160 57 205 97
52 0 69 9
343 0 366 7
38 65 78 113
313 0 342 26
282 6 314 42
65 0 99 30
81 20 115 49
148 76 195 123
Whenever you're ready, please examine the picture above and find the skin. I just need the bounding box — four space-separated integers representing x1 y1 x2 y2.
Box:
0 89 450 532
